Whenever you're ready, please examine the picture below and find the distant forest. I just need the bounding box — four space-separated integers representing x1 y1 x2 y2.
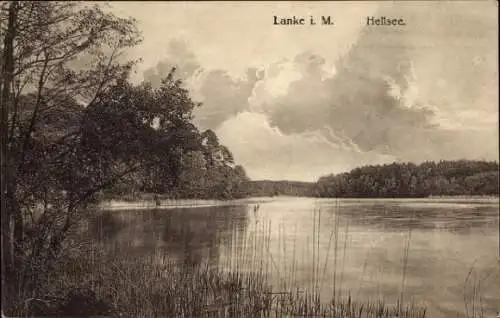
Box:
243 160 499 198
314 160 499 198
244 180 315 197
110 159 499 200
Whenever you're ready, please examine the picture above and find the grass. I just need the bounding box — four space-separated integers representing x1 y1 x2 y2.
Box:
6 202 433 317
18 252 428 317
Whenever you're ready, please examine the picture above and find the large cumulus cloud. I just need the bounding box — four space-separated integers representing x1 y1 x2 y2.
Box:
142 2 498 181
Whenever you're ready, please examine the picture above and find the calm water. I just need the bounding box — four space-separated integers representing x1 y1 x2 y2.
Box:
86 197 500 318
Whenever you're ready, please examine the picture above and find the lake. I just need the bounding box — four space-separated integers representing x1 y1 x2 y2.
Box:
87 197 499 318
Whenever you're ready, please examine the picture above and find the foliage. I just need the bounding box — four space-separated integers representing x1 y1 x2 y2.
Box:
0 2 247 314
1 2 142 312
93 78 251 200
244 180 315 197
314 160 499 198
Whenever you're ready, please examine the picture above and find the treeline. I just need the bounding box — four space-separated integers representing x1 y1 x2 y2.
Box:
314 160 499 198
95 77 251 201
243 180 315 197
19 70 250 203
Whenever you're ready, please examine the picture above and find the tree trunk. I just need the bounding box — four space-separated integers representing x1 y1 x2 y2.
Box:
1 1 19 312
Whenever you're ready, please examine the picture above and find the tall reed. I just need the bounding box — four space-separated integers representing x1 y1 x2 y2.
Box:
18 201 431 317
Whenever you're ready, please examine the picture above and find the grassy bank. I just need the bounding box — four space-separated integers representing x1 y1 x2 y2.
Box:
13 249 428 318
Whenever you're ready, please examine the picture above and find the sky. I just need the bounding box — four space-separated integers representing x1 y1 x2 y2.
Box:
107 1 498 182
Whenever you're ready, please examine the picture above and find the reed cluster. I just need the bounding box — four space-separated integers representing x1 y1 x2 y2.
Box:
16 203 431 317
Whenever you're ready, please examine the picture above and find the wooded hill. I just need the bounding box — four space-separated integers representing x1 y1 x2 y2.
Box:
245 160 499 198
243 180 315 197
314 160 499 198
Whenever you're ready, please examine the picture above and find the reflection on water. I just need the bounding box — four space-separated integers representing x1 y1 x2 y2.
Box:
85 197 500 318
85 205 249 267
315 201 499 232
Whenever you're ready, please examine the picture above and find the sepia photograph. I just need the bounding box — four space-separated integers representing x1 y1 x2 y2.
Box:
1 1 499 317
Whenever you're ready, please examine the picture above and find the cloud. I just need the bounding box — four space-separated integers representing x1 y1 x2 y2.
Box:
142 38 203 87
140 2 498 181
191 68 260 130
216 112 394 181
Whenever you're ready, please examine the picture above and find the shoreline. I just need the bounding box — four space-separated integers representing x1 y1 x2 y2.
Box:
99 195 499 211
99 197 275 211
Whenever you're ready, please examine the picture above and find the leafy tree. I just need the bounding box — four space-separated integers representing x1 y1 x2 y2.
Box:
178 150 207 197
1 1 141 312
83 70 250 202
0 2 254 315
